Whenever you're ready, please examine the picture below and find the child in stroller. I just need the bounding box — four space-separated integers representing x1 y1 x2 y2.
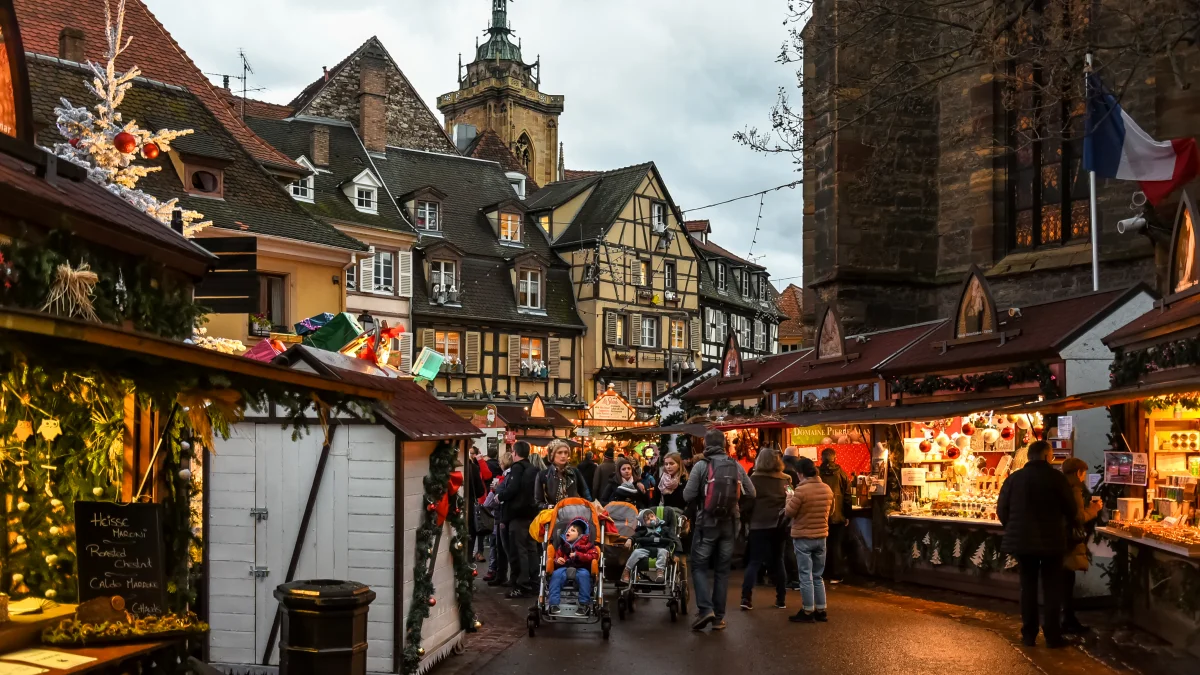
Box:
622 509 679 584
548 518 599 615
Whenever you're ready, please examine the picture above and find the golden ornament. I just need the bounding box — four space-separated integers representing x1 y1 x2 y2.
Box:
37 419 62 441
11 420 33 443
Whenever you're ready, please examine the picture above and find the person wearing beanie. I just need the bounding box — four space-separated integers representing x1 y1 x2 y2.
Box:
682 428 755 631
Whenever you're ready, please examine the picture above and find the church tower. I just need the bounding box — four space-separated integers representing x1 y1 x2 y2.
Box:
437 0 564 186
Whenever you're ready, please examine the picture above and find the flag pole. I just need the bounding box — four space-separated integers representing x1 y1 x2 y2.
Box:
1086 52 1100 292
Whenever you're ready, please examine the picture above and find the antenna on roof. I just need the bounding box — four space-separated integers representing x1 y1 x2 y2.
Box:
206 49 262 120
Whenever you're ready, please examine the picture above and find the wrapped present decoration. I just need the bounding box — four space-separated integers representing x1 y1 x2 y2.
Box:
294 312 336 336
302 312 363 352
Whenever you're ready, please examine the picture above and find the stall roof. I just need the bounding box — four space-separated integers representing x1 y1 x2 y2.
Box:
764 321 945 390
493 404 574 429
781 395 1041 427
279 346 481 440
608 423 710 437
515 435 582 448
881 288 1144 376
1104 293 1200 349
683 351 810 402
0 308 391 400
1001 376 1200 414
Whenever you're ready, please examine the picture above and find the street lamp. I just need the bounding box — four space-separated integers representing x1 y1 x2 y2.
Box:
357 311 376 333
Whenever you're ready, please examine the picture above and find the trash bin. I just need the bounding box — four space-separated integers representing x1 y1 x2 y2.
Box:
274 579 377 675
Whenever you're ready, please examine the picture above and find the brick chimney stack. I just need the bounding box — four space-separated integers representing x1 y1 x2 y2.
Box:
58 28 86 63
311 125 330 166
358 55 387 153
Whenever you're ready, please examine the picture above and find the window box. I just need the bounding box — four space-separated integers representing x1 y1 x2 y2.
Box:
637 287 654 300
440 360 465 375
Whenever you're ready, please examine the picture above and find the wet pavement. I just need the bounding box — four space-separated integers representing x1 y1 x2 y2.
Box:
437 571 1186 675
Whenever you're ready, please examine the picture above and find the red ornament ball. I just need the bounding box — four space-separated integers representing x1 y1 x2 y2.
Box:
1033 425 1045 440
426 502 437 512
142 142 160 160
68 137 80 147
946 447 961 460
472 568 478 578
960 422 975 436
113 131 137 154
428 597 437 607
918 440 932 454
1000 427 1014 440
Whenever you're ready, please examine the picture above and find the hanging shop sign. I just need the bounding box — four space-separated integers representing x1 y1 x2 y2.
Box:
1105 451 1150 487
74 501 168 616
470 404 504 429
588 386 637 423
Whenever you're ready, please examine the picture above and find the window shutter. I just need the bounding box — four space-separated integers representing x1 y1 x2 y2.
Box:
359 254 375 293
605 312 617 345
612 381 627 399
630 314 642 347
465 331 481 374
691 316 702 351
507 335 521 376
547 337 561 377
397 332 414 375
656 380 668 396
631 260 643 286
418 328 435 351
397 250 413 297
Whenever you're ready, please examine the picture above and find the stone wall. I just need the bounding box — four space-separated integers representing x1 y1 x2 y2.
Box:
299 52 456 155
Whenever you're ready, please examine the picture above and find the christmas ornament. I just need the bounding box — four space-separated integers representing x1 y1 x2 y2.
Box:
946 447 961 460
16 501 28 512
428 597 437 607
472 568 478 577
41 463 58 498
15 536 24 545
68 137 80 147
918 440 932 453
426 502 437 513
180 440 191 452
453 541 462 551
954 435 971 450
1000 426 1014 440
113 131 137 154
473 619 482 629
142 141 160 159
11 573 23 585
114 269 127 313
981 428 1000 444
178 468 192 481
11 420 33 443
935 433 950 448
434 470 465 526
961 422 975 436
41 262 99 322
49 526 60 536
1032 425 1044 440
45 589 57 599
50 498 63 509
45 554 58 565
417 648 425 657
92 487 104 497
1015 415 1031 430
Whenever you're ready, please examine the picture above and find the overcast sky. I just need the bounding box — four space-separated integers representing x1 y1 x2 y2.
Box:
145 0 805 289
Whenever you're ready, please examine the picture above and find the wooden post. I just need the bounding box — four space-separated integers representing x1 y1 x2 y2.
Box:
393 438 405 674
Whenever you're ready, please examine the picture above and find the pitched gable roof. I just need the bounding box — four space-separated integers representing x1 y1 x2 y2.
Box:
563 169 600 180
28 56 365 251
13 0 302 174
531 163 656 249
691 235 763 269
465 130 539 191
221 91 293 120
777 284 804 339
685 219 711 234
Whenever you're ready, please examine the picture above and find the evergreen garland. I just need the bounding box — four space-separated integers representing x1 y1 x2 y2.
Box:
0 230 204 340
1110 339 1200 388
888 362 1058 399
402 441 477 675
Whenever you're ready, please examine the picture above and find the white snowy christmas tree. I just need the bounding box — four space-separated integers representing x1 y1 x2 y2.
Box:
971 542 986 567
911 542 921 560
48 0 210 238
952 538 963 560
930 547 942 566
1004 555 1018 570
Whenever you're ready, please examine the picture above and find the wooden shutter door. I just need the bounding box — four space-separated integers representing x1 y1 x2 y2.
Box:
612 381 627 400
419 328 435 351
656 381 668 396
507 335 521 376
630 314 642 347
397 250 413 297
547 338 561 378
465 331 482 374
359 253 375 293
605 312 617 345
397 333 414 374
690 317 702 351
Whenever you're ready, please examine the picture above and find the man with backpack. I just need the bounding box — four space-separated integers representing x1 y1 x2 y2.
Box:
683 429 756 631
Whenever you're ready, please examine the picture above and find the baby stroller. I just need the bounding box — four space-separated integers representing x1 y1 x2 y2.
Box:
527 497 613 639
614 505 689 622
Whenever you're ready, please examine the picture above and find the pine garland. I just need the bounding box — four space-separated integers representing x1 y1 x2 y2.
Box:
402 441 476 675
889 361 1058 399
1110 339 1200 388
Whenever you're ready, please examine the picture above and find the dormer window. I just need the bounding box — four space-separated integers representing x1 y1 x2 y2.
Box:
417 201 441 231
506 172 527 200
519 269 541 309
758 275 767 300
343 168 384 215
430 260 458 304
291 174 313 201
717 263 727 291
356 187 377 212
740 271 751 297
651 202 667 232
500 213 522 243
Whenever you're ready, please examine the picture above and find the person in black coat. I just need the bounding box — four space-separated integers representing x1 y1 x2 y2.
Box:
591 443 618 500
499 441 541 598
601 458 649 509
997 440 1079 647
535 440 592 508
577 451 598 494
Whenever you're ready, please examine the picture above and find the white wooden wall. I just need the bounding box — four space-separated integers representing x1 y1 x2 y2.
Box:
208 422 398 674
400 441 463 667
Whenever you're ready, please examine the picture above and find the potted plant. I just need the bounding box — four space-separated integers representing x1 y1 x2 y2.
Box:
249 313 272 337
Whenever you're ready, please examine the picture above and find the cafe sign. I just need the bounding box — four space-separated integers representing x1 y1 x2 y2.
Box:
588 386 636 422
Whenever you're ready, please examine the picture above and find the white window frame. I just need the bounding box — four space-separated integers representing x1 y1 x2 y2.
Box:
741 271 751 297
356 186 378 213
664 261 675 290
506 171 527 200
651 202 667 232
416 201 440 231
435 330 461 364
521 337 545 371
500 212 522 243
635 381 654 406
641 315 658 348
717 264 727 291
613 312 625 346
430 260 457 301
671 319 686 350
519 269 541 309
759 276 768 300
754 319 766 351
291 174 313 202
345 263 357 291
374 250 394 293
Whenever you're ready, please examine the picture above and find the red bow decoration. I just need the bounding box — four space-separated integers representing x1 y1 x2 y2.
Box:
435 470 465 526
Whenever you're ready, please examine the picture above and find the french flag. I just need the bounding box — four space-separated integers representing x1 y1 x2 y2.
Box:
1084 73 1199 205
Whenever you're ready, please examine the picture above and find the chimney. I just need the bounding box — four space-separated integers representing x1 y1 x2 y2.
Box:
58 28 86 63
453 124 477 153
311 124 330 166
358 55 387 153
323 66 329 82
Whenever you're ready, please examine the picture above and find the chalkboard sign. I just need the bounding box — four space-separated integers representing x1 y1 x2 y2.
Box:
486 435 499 457
74 501 168 615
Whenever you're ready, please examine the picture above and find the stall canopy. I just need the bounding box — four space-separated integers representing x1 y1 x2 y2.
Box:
515 435 581 447
0 307 392 400
1001 376 1200 414
608 422 710 437
781 395 1041 427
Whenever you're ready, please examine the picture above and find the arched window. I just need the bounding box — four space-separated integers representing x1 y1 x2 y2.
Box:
513 132 533 174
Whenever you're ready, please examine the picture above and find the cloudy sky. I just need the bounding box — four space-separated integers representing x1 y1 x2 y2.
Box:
145 0 805 288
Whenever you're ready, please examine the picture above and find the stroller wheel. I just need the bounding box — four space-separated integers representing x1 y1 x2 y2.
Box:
527 617 536 637
601 617 612 640
668 600 678 623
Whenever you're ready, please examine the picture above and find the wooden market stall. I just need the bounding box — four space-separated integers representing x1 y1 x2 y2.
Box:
208 345 482 675
467 394 577 458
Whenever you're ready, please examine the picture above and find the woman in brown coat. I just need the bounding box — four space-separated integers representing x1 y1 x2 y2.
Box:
783 457 833 623
1061 457 1102 634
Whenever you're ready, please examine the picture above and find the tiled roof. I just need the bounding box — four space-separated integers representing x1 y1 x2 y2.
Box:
493 403 574 428
466 130 539 192
685 219 711 233
691 234 763 269
13 0 301 173
1104 293 1199 348
693 235 784 319
220 91 294 120
683 351 809 402
28 57 366 251
524 174 599 212
376 148 583 329
881 288 1141 377
536 163 653 249
767 321 946 389
563 169 600 180
0 142 215 276
247 116 414 234
777 284 804 339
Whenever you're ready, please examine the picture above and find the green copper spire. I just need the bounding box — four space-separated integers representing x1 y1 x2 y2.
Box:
477 0 524 63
